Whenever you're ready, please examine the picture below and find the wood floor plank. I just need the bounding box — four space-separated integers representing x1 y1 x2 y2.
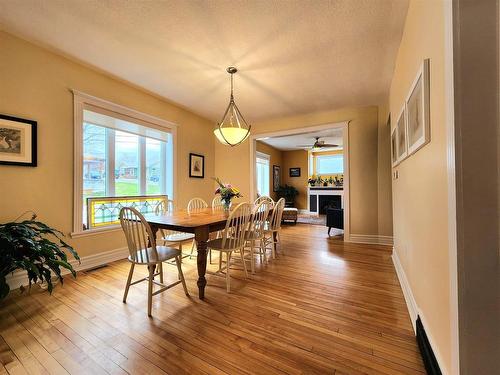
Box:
0 224 424 374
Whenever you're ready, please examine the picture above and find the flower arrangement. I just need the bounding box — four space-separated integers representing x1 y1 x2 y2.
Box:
213 177 242 210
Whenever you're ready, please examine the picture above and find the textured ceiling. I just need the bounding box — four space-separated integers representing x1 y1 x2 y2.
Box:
0 0 408 122
260 128 343 151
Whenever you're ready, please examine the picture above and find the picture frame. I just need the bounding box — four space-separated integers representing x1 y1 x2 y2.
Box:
289 167 301 177
0 114 37 167
273 165 281 191
189 153 204 178
406 58 430 155
391 126 398 168
396 106 408 164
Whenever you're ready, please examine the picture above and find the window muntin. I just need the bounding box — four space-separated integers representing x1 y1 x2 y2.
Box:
316 154 343 175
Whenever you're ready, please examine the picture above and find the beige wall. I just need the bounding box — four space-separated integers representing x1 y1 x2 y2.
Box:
0 31 215 258
282 150 308 209
377 102 393 237
389 1 450 372
255 141 282 201
215 105 382 236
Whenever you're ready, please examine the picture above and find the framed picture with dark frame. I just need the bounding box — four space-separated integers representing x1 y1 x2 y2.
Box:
0 114 37 167
189 153 204 178
273 165 281 192
289 167 301 177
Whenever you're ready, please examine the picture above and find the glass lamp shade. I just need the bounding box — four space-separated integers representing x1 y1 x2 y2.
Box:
214 126 250 146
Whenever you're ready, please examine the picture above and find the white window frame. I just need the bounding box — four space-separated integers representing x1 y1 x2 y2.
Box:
72 90 178 237
316 154 344 176
256 151 271 197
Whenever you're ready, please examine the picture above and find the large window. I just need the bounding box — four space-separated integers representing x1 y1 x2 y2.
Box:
256 152 270 197
316 154 343 175
74 92 176 234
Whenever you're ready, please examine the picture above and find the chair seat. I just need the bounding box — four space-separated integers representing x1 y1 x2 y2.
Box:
207 238 241 252
244 230 264 241
161 231 195 242
129 245 181 264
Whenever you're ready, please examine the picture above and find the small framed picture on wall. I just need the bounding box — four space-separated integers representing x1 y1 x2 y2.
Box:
189 153 204 178
391 126 398 168
289 167 301 177
0 114 37 167
396 106 408 164
273 165 281 191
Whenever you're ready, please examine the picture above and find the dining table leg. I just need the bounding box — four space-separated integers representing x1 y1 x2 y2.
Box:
195 226 209 299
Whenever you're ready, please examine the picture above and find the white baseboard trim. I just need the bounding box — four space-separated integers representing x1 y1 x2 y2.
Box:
392 249 418 332
6 247 129 291
392 250 447 373
348 234 394 246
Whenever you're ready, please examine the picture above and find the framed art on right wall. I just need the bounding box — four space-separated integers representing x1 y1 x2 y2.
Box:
396 106 408 164
406 58 430 155
391 126 398 168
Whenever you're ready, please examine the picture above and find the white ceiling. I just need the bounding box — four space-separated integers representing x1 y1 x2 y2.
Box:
0 0 408 122
259 127 343 151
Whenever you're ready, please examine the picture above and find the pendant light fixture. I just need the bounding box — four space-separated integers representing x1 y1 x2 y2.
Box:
214 67 251 146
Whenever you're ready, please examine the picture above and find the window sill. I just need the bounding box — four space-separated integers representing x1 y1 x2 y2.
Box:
71 225 122 239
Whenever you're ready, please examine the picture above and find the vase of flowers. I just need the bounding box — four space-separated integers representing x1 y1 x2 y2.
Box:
213 177 242 211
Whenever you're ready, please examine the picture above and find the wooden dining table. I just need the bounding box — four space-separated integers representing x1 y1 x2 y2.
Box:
142 208 231 300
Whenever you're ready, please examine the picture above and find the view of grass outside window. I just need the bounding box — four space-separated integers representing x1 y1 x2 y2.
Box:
82 109 173 229
115 131 139 196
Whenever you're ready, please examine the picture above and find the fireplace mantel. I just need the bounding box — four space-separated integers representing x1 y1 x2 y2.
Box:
308 187 344 215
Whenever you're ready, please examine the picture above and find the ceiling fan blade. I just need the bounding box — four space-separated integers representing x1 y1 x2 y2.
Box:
319 143 339 147
296 144 314 148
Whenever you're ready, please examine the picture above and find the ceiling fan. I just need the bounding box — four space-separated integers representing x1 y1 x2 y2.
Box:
297 137 339 150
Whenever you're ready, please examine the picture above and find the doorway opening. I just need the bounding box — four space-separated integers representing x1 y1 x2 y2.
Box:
249 121 350 240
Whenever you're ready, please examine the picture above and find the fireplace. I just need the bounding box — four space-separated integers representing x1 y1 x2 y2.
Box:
318 195 341 214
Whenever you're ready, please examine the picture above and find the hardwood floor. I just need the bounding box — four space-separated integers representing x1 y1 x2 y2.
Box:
0 224 424 374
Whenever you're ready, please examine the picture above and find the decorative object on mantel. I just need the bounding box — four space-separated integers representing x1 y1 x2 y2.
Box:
289 167 301 177
0 114 37 167
214 67 251 147
213 177 242 211
308 176 317 186
406 58 430 155
272 165 281 192
0 211 80 300
189 153 205 178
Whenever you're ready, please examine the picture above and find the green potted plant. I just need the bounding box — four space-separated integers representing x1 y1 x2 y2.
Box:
308 175 317 187
276 184 299 207
0 213 80 300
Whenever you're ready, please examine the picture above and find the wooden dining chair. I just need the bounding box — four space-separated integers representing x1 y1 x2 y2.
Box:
155 200 195 263
207 202 252 292
119 206 189 317
263 197 286 259
212 195 223 210
244 200 272 274
187 197 209 260
187 197 208 212
254 195 274 206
